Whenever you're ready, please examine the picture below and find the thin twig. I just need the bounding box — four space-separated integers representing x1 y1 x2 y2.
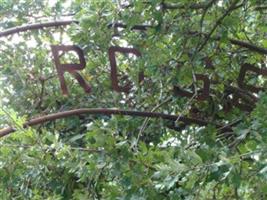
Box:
199 0 218 32
175 93 198 124
197 0 242 52
136 97 173 143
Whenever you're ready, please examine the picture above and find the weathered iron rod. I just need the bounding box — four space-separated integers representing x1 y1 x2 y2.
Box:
0 20 266 55
0 108 231 137
0 20 78 37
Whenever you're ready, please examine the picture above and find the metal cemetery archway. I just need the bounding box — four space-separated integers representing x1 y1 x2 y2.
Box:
0 18 267 137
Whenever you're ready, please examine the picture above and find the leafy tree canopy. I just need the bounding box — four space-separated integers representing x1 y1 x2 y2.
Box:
0 0 267 199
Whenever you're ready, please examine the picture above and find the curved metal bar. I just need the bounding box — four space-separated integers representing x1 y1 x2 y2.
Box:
0 108 231 138
0 20 78 37
108 23 267 55
0 19 266 54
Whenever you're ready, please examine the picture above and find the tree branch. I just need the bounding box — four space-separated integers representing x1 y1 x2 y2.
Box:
137 97 173 143
199 0 218 32
192 30 267 54
197 0 241 52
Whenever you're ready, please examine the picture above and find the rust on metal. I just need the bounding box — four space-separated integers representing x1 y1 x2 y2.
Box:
1 20 267 136
224 86 257 112
0 20 78 38
108 22 152 31
238 63 267 93
51 45 91 95
173 74 210 101
0 20 266 54
107 23 267 55
232 93 255 112
108 46 144 93
0 108 233 138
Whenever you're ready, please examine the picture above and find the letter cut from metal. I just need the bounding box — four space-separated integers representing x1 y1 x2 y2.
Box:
108 46 144 93
224 86 257 112
232 93 255 112
238 63 267 93
174 74 210 101
51 45 91 95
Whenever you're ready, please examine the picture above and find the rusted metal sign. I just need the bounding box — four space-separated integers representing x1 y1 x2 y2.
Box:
1 20 267 138
174 74 210 101
1 24 267 137
51 44 265 115
238 63 267 93
108 46 144 93
51 45 91 95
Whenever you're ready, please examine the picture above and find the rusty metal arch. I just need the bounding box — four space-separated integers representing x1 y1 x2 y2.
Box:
0 20 266 54
0 20 78 38
0 108 233 138
0 19 265 138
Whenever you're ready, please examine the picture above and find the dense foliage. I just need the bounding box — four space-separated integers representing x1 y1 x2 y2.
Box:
1 0 267 199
